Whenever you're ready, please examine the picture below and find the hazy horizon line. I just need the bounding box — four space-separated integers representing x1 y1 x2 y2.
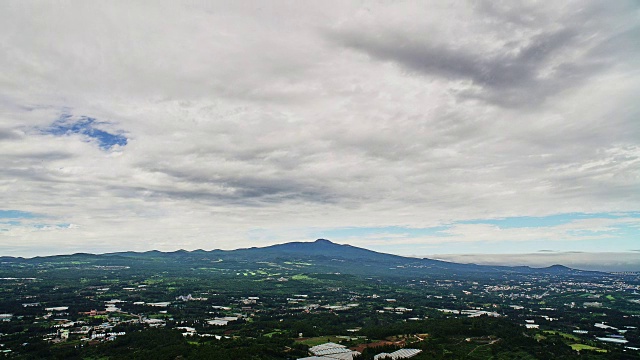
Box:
2 240 638 272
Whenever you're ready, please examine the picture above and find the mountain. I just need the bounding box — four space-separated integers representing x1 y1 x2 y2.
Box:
234 239 405 261
0 239 604 278
235 239 603 276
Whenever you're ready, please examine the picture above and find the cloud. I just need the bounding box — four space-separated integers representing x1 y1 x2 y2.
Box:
332 28 581 107
0 1 638 256
0 129 22 141
329 1 640 107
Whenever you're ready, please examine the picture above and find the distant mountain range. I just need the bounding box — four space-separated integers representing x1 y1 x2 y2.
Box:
0 239 605 278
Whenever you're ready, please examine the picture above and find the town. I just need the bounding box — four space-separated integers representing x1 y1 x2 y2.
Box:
1 242 639 359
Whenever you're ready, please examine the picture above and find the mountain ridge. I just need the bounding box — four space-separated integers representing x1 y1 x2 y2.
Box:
0 239 605 277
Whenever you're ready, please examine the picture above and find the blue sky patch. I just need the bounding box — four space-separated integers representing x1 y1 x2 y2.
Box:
0 210 40 232
457 212 640 229
0 210 72 232
33 223 71 230
0 210 39 219
43 115 127 150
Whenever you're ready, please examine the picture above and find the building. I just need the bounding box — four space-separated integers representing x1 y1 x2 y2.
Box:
147 302 171 307
374 348 422 359
45 307 69 312
303 343 361 359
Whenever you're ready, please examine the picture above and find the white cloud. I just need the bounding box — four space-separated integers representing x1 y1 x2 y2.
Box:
0 1 639 256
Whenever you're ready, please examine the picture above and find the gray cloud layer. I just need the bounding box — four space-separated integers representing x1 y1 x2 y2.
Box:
331 1 639 107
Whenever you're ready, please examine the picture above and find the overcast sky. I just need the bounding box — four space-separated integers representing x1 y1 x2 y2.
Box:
1 1 639 269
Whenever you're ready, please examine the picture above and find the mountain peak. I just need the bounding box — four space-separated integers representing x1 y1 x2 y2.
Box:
314 239 334 244
545 264 571 271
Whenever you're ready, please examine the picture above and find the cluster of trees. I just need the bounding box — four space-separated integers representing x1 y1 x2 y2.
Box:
11 317 634 360
8 329 308 360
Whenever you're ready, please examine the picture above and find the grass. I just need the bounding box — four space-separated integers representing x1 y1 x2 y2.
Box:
149 314 170 319
264 329 285 337
296 336 345 346
291 274 313 281
570 344 607 352
542 331 579 341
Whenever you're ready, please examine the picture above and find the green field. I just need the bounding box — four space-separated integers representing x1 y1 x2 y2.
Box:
291 274 313 281
570 343 607 352
295 336 346 346
264 329 285 337
543 330 579 341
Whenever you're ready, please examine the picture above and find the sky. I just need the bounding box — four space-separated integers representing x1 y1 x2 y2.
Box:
1 1 639 270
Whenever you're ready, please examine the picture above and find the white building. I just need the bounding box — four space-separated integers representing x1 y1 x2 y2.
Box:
374 348 422 359
305 343 360 359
